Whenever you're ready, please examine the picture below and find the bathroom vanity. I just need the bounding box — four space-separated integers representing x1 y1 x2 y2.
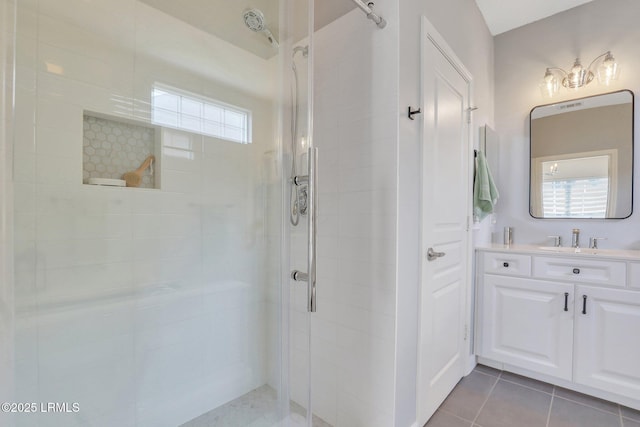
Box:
475 245 640 410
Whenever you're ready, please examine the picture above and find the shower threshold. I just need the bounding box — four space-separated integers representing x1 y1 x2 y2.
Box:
179 385 332 427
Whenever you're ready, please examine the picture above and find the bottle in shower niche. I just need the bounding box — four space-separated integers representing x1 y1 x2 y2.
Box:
504 227 513 246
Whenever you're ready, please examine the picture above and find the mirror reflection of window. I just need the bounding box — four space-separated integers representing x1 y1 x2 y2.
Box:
539 154 615 218
529 90 633 219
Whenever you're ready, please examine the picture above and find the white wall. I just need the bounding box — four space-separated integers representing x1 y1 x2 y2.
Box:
397 0 494 425
301 3 399 425
494 0 640 248
307 1 494 426
12 1 279 426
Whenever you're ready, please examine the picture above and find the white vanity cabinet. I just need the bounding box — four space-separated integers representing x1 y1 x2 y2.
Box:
480 274 574 379
476 247 640 408
574 285 640 399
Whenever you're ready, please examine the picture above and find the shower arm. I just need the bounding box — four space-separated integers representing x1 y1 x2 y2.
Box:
350 0 386 29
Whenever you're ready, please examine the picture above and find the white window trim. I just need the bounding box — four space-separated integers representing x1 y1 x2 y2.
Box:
151 83 252 144
532 149 618 218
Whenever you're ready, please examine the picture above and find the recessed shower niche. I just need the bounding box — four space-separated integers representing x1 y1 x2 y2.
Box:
82 112 161 189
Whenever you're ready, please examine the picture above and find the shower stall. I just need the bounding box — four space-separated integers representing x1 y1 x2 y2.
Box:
3 0 315 425
0 0 396 426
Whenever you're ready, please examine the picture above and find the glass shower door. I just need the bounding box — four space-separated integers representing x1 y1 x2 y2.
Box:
283 0 317 426
9 0 302 426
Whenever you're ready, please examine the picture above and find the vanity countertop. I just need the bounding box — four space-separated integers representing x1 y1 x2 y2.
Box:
476 243 640 261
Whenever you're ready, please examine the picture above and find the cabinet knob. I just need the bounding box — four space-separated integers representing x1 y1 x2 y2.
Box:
564 292 569 312
503 262 509 268
573 268 580 274
582 295 588 315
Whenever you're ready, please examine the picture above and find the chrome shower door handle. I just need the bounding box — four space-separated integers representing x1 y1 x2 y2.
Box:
307 147 318 312
427 247 446 261
290 147 318 312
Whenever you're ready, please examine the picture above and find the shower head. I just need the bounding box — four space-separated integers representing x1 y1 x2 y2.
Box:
243 8 266 32
243 8 279 48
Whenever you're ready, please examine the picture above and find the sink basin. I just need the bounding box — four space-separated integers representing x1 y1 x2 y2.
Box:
537 246 599 255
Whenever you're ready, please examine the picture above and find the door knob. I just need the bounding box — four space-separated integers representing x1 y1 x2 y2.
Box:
427 247 446 261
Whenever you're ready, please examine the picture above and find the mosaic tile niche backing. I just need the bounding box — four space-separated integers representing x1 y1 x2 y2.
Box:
83 114 157 188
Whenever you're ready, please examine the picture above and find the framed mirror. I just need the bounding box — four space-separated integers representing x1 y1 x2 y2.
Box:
530 90 634 219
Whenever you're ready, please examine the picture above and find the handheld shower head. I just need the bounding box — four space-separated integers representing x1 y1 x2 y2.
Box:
242 8 279 48
293 45 309 58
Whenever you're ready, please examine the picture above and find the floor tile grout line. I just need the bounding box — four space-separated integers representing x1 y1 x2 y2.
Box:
619 404 624 427
471 371 501 425
437 408 477 425
623 415 640 423
473 366 501 378
545 386 555 427
552 394 622 417
500 375 621 417
498 377 554 396
473 369 500 379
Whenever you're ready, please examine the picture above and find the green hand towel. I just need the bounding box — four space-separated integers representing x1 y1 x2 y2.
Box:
474 150 499 221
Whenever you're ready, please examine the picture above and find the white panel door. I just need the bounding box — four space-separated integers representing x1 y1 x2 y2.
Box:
480 275 574 380
417 18 472 425
574 285 640 400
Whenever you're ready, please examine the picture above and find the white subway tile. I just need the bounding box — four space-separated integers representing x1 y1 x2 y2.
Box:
133 256 202 289
132 237 201 262
36 98 82 132
13 151 35 183
14 213 35 241
13 88 36 153
37 42 134 94
37 214 132 240
38 0 135 47
162 169 202 194
131 214 200 239
39 262 133 297
36 238 134 269
36 154 81 185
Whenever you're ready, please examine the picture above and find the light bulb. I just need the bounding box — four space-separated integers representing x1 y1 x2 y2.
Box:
563 58 593 89
539 69 559 98
597 52 620 85
571 59 585 87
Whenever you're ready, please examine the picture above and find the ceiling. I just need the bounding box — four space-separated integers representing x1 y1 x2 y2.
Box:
139 0 280 59
139 0 356 60
474 0 596 35
139 0 600 57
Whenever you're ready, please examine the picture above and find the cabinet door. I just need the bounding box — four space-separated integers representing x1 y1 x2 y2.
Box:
574 286 640 399
480 275 574 380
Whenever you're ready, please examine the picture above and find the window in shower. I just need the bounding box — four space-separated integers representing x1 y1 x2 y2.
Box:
152 83 252 144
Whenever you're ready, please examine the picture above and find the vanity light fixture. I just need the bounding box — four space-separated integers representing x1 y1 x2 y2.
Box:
539 51 620 98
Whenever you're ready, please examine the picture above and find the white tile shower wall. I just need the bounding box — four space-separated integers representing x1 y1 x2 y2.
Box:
295 7 399 426
12 1 279 426
1 0 16 423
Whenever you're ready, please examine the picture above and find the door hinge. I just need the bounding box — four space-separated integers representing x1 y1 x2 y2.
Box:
466 106 478 124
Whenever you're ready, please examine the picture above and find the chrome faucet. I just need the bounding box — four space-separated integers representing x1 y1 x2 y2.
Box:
571 228 580 248
589 237 607 249
547 235 562 247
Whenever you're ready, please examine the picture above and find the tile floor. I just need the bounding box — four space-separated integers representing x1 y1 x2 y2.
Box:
180 385 332 427
426 364 640 427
